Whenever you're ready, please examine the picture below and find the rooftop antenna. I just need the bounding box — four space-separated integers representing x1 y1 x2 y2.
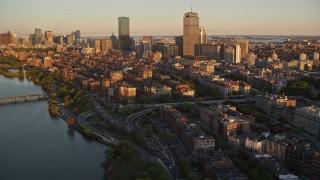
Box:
191 0 193 12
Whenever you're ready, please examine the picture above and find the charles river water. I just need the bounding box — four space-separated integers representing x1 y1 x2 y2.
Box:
0 75 107 180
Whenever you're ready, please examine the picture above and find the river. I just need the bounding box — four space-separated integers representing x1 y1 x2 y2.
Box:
0 75 107 180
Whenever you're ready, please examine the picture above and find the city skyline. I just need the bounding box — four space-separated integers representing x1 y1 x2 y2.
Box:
1 0 320 37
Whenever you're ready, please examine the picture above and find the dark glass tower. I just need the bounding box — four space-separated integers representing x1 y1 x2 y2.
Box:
118 16 130 51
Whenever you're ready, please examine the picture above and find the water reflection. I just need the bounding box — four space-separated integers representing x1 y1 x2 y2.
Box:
67 128 75 138
0 75 107 180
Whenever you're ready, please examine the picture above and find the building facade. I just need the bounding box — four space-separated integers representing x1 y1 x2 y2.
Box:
236 39 249 59
183 11 200 57
118 16 130 51
294 106 320 138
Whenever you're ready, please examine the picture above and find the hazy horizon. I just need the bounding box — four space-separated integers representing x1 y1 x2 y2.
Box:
1 0 320 37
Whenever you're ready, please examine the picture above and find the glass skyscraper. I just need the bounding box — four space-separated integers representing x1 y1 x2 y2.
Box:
118 16 130 51
35 28 42 44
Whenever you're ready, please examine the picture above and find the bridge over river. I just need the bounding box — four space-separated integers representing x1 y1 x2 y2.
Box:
0 94 49 105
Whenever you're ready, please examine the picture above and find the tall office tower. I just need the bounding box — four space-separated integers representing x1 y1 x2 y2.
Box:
0 31 14 45
143 36 153 51
44 31 54 48
314 52 319 61
220 43 226 60
175 36 183 57
75 30 81 40
29 34 35 45
101 39 113 53
236 39 249 59
225 46 234 63
198 44 220 60
246 52 257 68
300 53 307 61
110 33 119 50
235 45 241 63
35 28 42 44
137 42 151 59
199 26 207 44
66 34 74 45
118 16 130 51
59 35 64 45
94 40 101 53
183 10 200 57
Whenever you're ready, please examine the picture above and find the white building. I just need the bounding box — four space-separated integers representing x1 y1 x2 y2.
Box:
245 136 268 153
294 106 320 138
235 45 241 63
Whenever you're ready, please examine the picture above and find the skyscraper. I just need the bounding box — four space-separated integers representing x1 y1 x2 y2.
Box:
225 46 235 63
75 30 81 40
236 39 249 59
137 42 151 59
94 40 101 53
143 36 153 51
246 52 257 68
118 16 130 51
35 28 42 44
220 43 226 60
59 35 64 45
183 10 200 57
101 39 113 53
45 31 54 48
175 36 183 57
199 26 207 44
110 32 119 50
235 44 241 63
66 34 74 45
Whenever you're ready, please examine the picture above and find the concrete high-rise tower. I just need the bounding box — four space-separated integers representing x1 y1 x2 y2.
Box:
110 32 119 50
35 28 42 44
118 16 130 51
94 40 101 53
235 45 241 63
75 30 81 40
175 36 183 57
101 39 113 53
236 39 249 59
183 10 200 57
143 36 153 51
44 31 54 48
199 26 207 44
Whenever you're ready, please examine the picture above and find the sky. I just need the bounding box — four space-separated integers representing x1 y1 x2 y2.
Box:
0 0 319 37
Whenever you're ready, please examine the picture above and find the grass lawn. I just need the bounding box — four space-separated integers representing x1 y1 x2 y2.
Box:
87 114 103 124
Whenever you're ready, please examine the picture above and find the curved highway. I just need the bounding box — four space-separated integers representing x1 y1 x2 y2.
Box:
78 111 120 145
125 107 175 179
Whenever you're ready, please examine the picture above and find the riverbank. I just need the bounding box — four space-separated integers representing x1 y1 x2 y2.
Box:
0 74 107 180
0 56 24 78
0 69 24 78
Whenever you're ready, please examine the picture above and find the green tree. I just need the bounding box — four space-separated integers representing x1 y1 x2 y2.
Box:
84 128 92 136
58 86 68 97
144 124 154 137
150 111 158 119
186 171 199 180
176 158 193 177
123 106 133 116
130 130 146 145
180 101 191 112
136 95 150 104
